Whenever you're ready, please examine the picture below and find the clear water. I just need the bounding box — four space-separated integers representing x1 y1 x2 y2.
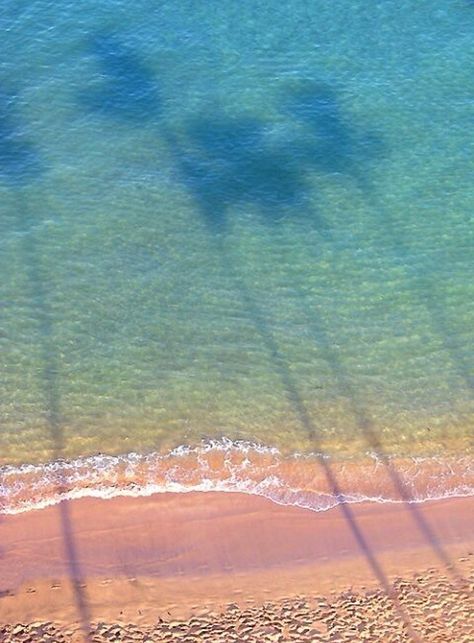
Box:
0 1 473 509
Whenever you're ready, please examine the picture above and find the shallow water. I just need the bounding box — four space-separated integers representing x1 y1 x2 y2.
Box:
0 1 473 510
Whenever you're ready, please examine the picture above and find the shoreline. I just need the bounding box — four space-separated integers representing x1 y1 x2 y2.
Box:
0 492 473 635
2 442 473 516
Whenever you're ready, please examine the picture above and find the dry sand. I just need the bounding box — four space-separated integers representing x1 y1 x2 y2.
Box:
0 492 473 641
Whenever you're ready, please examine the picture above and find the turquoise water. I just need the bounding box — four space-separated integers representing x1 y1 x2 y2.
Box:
0 0 473 505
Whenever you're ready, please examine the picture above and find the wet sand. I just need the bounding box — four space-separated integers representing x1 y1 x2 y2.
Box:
0 493 473 641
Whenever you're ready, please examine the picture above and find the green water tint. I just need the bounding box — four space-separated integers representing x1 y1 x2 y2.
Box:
0 1 473 467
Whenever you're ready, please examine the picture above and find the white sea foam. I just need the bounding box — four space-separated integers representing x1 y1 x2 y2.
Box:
0 439 473 515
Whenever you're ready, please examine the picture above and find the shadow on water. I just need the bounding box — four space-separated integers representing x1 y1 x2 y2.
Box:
79 32 160 122
168 81 381 233
281 81 383 189
262 86 468 586
216 251 422 639
270 233 467 579
0 86 92 639
79 34 376 232
0 88 41 185
159 75 461 564
372 197 474 394
164 82 468 581
81 33 471 637
172 111 328 232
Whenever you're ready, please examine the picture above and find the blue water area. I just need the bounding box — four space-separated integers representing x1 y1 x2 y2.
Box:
0 0 473 464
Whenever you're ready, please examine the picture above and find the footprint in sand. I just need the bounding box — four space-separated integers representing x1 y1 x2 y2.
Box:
0 589 14 598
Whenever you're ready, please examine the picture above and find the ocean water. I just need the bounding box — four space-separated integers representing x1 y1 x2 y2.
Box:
0 0 473 513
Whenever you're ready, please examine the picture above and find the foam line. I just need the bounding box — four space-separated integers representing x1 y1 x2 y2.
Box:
1 439 473 515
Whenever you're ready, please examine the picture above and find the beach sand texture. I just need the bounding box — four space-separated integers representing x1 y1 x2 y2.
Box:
0 492 473 641
1 565 473 642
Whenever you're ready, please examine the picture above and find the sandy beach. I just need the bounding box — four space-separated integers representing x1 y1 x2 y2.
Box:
0 492 473 641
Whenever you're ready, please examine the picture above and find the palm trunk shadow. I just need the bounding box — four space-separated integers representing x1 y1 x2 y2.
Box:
157 120 463 640
377 199 473 395
214 239 422 642
273 229 466 587
16 193 92 641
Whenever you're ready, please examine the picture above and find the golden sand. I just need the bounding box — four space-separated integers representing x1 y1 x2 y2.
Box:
1 557 473 642
0 493 473 641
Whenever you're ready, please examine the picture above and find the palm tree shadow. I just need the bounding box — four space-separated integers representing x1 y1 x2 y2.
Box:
0 86 92 639
156 78 441 637
171 80 383 233
78 33 467 634
169 80 465 593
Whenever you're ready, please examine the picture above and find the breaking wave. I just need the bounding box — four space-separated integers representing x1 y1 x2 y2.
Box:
1 439 473 515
